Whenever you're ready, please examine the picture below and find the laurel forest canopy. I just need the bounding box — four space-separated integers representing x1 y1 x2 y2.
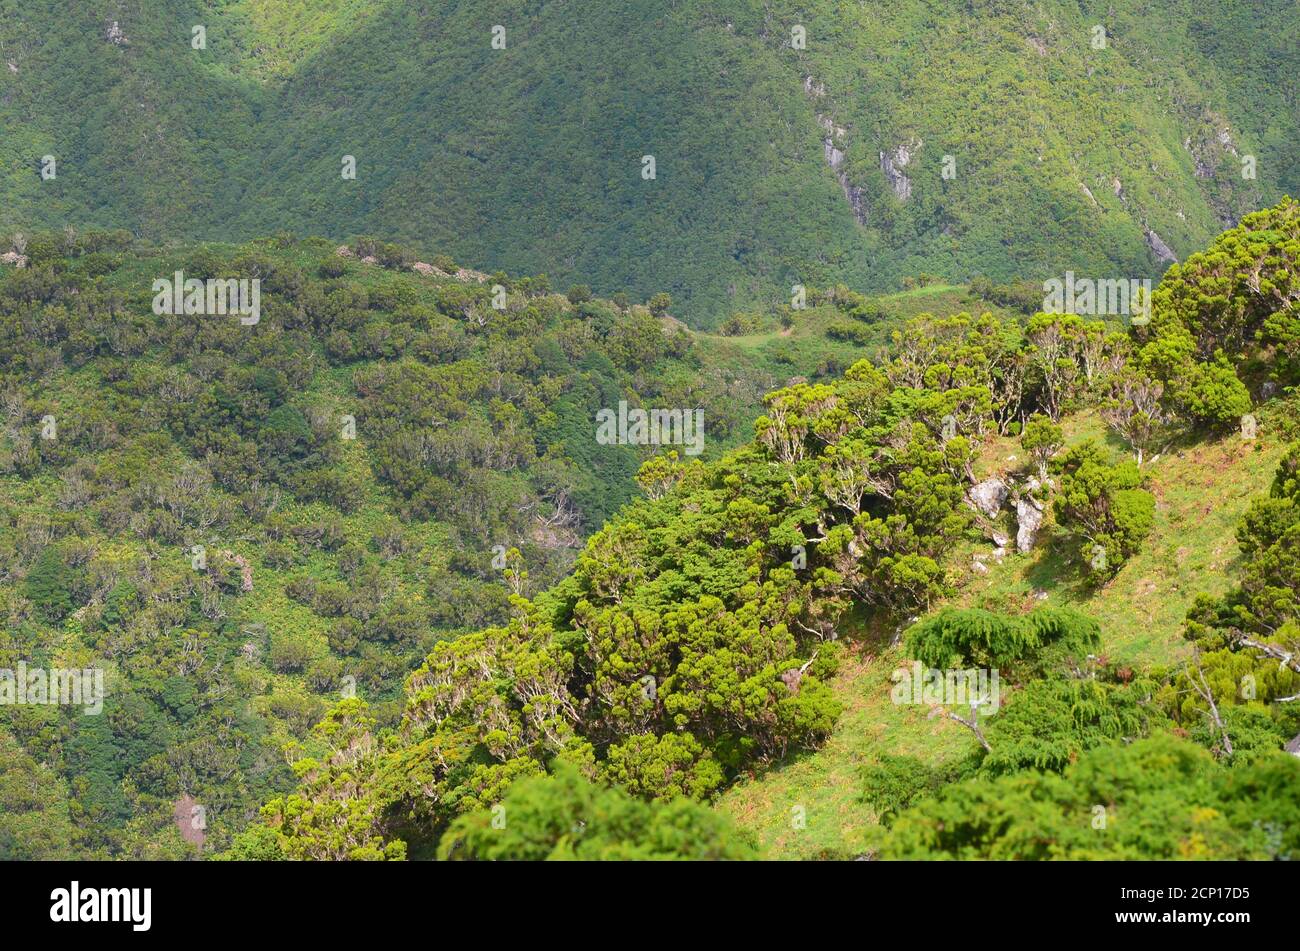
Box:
0 0 1296 321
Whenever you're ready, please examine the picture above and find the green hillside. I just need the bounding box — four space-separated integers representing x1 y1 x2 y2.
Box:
719 409 1292 858
207 200 1300 862
1 0 1295 322
0 225 984 857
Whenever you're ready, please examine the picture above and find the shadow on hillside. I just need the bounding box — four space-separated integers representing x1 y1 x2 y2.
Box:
1022 532 1096 600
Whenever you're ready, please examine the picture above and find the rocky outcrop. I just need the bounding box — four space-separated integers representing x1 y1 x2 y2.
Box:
1183 121 1241 180
966 472 1048 554
880 140 921 201
802 76 868 224
810 104 867 225
967 478 1009 520
1144 226 1177 264
1014 479 1047 552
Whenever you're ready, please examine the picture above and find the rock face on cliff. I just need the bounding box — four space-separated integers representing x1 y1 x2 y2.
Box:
1144 226 1178 264
807 81 868 226
880 140 921 201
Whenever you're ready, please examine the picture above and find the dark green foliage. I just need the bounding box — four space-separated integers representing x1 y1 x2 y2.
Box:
904 606 1100 671
860 754 953 826
439 763 757 861
24 546 75 622
884 733 1300 859
980 676 1160 776
3 4 1295 322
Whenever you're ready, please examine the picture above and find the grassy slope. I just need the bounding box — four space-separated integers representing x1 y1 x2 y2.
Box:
718 403 1291 859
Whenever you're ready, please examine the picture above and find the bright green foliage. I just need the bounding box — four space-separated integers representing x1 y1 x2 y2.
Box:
1171 354 1252 430
0 729 76 859
904 606 1100 671
1052 442 1155 577
1139 197 1300 409
860 754 954 827
1020 414 1064 480
215 823 284 861
883 733 1300 859
980 676 1161 776
259 700 407 861
438 762 757 861
602 733 726 802
1145 198 1300 366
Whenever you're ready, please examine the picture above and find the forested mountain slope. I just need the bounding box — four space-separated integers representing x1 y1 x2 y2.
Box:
1 0 1295 321
0 225 980 857
214 199 1300 861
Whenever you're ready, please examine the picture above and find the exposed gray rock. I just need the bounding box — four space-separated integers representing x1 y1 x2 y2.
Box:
824 138 845 170
967 478 1009 520
803 78 867 225
840 180 868 225
880 140 921 201
1015 478 1046 552
1016 498 1044 552
819 123 866 224
1144 227 1177 264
